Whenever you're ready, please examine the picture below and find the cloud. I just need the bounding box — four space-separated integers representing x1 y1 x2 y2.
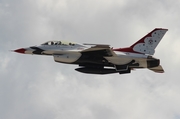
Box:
1 0 180 119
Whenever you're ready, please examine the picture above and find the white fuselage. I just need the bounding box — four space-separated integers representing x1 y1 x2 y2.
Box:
22 42 153 69
14 27 167 74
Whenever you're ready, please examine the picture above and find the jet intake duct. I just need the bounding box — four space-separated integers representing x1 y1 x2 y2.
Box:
147 59 160 68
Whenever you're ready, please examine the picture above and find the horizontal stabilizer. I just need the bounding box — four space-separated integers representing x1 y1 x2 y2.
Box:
149 65 164 73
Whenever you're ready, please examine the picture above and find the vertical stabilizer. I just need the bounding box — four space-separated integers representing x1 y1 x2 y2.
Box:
114 28 168 55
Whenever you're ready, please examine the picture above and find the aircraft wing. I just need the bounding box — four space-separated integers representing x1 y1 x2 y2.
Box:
80 44 138 65
78 45 118 67
77 45 136 74
81 45 117 57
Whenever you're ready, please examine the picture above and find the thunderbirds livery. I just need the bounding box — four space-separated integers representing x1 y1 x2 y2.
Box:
13 28 168 74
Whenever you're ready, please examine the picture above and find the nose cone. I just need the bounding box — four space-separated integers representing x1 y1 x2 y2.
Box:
14 48 26 54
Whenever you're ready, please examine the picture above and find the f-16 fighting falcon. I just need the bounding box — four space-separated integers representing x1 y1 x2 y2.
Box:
13 28 168 74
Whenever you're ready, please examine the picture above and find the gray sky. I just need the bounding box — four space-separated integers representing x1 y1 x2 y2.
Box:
1 0 180 119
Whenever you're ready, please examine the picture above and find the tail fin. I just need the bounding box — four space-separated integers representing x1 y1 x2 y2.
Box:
114 28 168 55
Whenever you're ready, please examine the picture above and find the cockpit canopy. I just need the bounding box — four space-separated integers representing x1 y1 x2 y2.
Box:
41 41 76 46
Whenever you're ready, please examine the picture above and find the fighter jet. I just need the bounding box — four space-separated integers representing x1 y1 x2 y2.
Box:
13 28 168 74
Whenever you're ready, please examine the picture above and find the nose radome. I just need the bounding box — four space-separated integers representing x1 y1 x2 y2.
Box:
14 48 26 54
